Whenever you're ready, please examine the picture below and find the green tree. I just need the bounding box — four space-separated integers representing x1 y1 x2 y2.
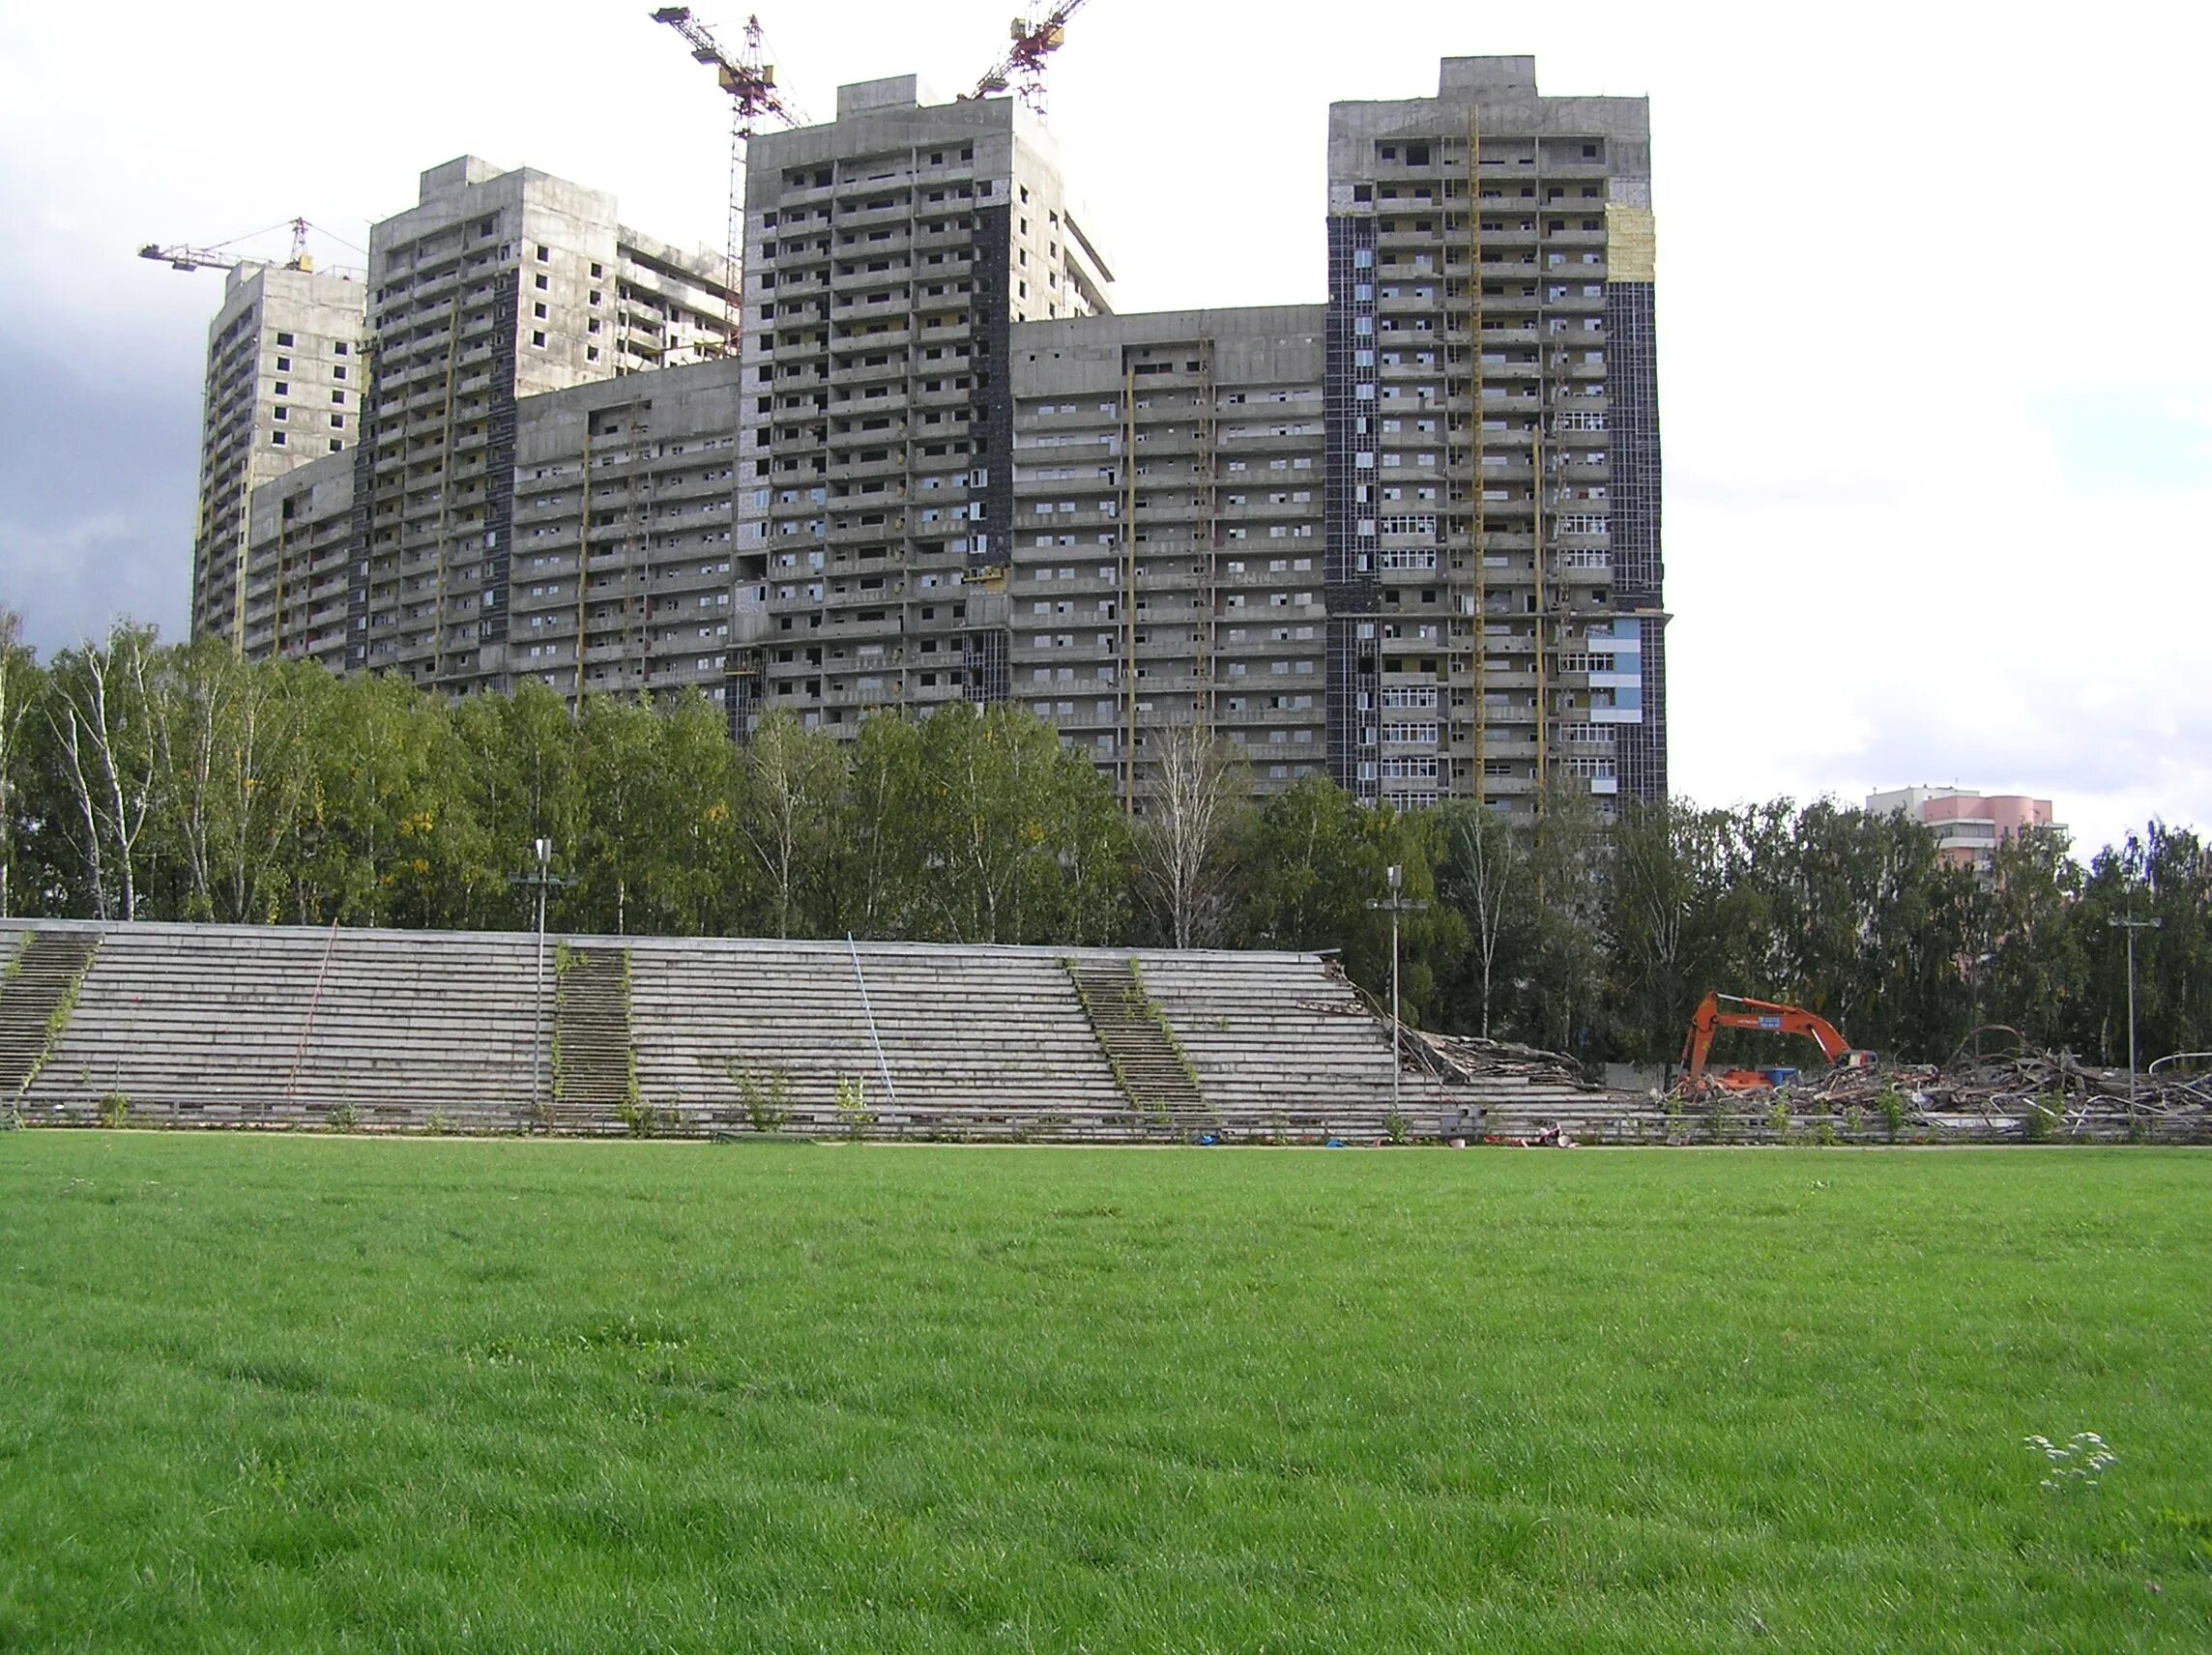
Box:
568 694 670 935
2070 823 2212 1065
296 672 484 927
902 703 1126 945
1235 776 1455 1027
44 623 168 920
451 679 584 927
1131 725 1252 949
1435 798 1527 1039
1512 780 1611 1058
0 609 44 917
833 711 926 938
1978 826 2083 1048
734 709 843 938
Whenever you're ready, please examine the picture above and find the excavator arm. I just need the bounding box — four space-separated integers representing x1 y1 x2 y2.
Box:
1679 993 1871 1094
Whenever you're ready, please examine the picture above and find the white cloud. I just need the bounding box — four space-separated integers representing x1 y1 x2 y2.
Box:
0 0 2204 851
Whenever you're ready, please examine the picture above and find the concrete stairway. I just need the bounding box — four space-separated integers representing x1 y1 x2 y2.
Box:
1131 951 1462 1141
1065 958 1212 1140
552 946 633 1131
0 930 102 1099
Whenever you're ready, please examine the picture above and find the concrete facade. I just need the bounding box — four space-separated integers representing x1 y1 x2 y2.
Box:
1322 58 1665 811
728 79 1115 730
216 57 1668 810
192 262 366 650
1006 306 1329 796
343 158 737 696
506 361 745 698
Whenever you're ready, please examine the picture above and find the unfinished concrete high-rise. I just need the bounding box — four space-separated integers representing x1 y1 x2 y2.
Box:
727 76 1113 729
190 261 365 650
1324 59 1665 811
1006 306 1329 796
209 54 1666 811
341 158 738 695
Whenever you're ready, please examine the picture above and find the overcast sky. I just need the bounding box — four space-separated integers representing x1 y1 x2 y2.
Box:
1 0 2204 855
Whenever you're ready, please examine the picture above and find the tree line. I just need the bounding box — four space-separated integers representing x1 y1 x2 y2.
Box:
3 616 2205 1072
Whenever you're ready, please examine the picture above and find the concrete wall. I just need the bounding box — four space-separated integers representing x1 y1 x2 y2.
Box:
192 264 365 649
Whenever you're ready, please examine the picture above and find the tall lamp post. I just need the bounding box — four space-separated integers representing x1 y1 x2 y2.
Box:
1366 864 1429 1125
2108 912 2161 1117
510 838 571 1126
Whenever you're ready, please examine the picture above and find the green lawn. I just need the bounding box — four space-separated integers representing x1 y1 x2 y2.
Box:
1 1136 2207 1653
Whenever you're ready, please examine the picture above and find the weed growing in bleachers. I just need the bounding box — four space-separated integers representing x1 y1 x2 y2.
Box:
728 1063 794 1135
834 1076 873 1140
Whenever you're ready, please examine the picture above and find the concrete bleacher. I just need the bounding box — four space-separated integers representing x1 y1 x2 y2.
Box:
2 918 544 1133
0 919 1535 1141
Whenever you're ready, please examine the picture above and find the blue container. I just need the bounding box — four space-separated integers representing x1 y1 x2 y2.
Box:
1763 1067 1799 1088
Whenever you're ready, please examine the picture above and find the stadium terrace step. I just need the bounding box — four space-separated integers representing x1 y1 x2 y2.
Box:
1065 958 1213 1141
0 929 102 1099
553 946 633 1124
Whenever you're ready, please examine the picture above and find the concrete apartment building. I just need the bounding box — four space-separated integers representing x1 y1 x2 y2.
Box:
191 261 365 650
214 56 1668 811
245 357 747 683
224 158 739 685
1005 306 1330 795
728 75 1114 729
346 158 736 695
1322 58 1665 810
1867 786 2060 870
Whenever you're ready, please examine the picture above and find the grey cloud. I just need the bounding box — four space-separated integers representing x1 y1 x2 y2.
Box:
0 333 196 654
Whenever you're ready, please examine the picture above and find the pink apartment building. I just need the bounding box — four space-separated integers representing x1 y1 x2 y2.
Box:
1866 786 2059 870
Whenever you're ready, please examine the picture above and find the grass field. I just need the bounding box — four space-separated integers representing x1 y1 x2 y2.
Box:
1 1136 2208 1653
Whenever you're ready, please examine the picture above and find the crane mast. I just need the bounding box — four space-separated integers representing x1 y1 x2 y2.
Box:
650 8 808 351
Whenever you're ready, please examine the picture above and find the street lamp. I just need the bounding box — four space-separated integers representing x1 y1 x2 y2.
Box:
2108 912 2162 1116
1366 864 1429 1127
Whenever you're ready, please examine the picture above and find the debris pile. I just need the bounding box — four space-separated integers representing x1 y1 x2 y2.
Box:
1404 1031 1604 1093
1789 1041 2212 1137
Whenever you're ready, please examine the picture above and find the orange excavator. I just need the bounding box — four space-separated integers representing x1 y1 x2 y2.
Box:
1677 993 1877 1096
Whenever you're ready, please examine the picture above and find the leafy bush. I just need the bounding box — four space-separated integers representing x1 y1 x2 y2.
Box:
328 1101 361 1132
1877 1087 1906 1141
98 1092 130 1129
834 1076 873 1141
728 1063 793 1135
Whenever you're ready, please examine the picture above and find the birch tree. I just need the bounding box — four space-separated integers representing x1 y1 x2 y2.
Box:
1439 798 1524 1039
1133 724 1249 948
46 624 166 921
0 610 39 918
735 709 842 938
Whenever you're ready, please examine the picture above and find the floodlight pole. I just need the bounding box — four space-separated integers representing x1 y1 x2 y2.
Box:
533 836 552 1119
2109 912 2161 1116
509 838 570 1128
1366 864 1429 1125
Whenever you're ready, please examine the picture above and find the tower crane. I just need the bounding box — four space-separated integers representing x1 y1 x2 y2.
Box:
138 218 333 276
649 8 808 350
967 0 1091 114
